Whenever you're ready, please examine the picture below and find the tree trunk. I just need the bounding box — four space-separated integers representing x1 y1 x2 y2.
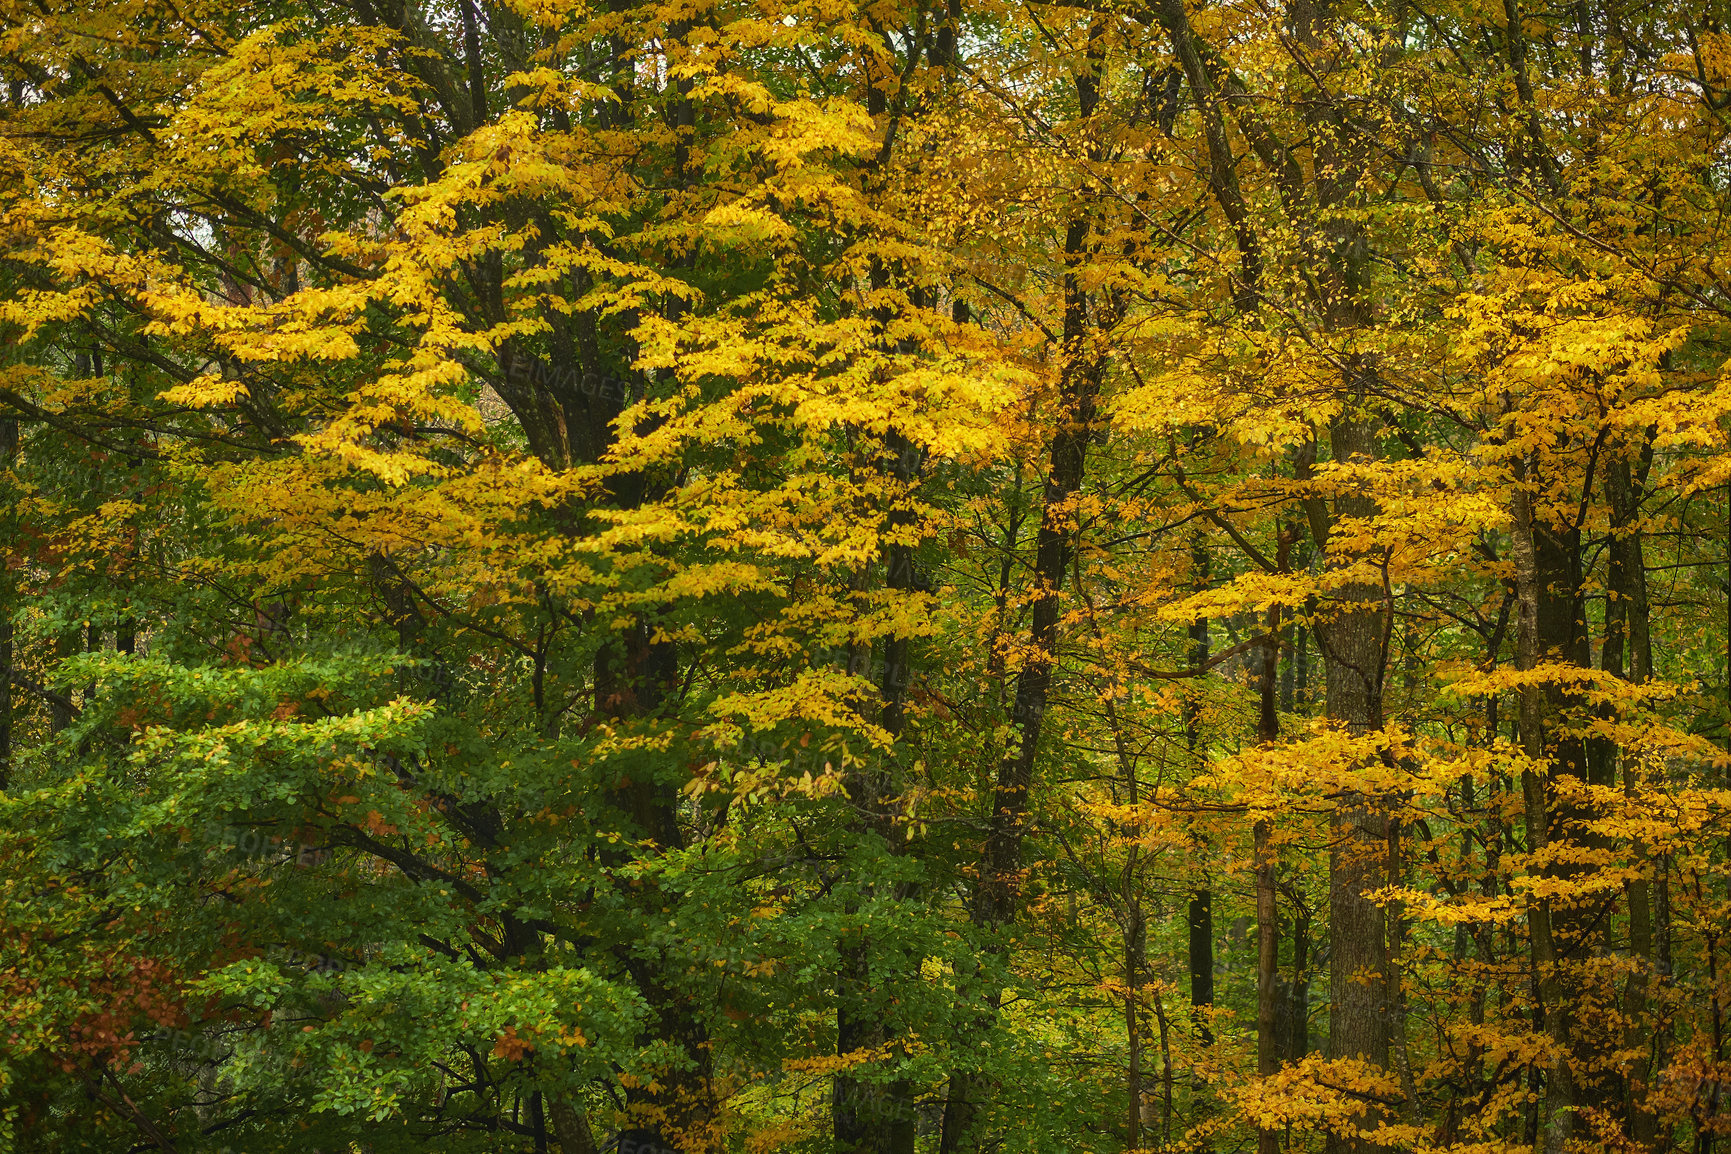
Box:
1186 537 1216 1049
1188 889 1215 1046
833 407 923 1154
1510 467 1580 1154
1256 593 1283 1154
940 251 1101 1144
1606 449 1659 1146
1317 411 1391 1154
548 1096 600 1154
1154 989 1175 1144
1278 894 1312 1063
1127 902 1147 1151
1385 818 1419 1128
1255 827 1279 1154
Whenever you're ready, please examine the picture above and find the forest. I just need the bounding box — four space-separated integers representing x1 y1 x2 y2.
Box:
3 0 1730 1152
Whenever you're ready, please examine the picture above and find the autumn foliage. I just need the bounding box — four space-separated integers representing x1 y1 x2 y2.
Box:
4 0 1731 1152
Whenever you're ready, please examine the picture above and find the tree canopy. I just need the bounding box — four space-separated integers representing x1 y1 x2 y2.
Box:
5 1 1731 1152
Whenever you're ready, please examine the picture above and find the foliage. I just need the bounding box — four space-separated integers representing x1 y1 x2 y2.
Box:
5 1 1731 1152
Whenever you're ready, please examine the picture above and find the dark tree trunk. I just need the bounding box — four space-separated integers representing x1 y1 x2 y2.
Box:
1187 890 1215 1045
1277 895 1312 1063
1185 538 1215 1049
1606 448 1660 1146
1510 462 1595 1154
1260 782 1287 1148
1316 411 1392 1154
836 431 921 1154
1126 902 1148 1151
1255 590 1283 1154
